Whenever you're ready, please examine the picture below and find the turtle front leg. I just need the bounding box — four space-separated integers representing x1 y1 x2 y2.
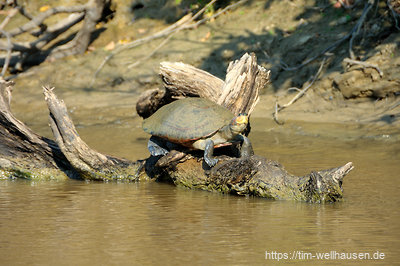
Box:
148 136 169 156
204 139 218 167
237 135 254 158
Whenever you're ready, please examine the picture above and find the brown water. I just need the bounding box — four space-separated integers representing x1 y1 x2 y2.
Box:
0 118 399 265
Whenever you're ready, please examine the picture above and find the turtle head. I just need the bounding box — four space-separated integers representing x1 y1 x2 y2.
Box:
229 113 248 135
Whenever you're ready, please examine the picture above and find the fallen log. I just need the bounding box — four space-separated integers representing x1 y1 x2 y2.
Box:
0 53 353 203
150 155 353 203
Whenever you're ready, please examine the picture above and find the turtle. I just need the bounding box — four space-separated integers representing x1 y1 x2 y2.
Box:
142 97 253 167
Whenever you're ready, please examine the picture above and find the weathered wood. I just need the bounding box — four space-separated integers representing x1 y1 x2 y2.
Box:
217 53 269 115
0 80 72 180
159 61 224 101
136 87 169 119
44 86 146 181
137 60 227 118
148 53 270 117
149 155 353 202
47 0 107 60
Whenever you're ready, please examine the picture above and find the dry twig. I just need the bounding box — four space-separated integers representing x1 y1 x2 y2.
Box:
349 0 375 59
91 0 217 85
0 7 18 78
273 58 326 124
343 57 383 77
0 30 11 77
0 7 19 30
127 0 249 70
282 0 376 71
127 33 174 69
187 0 248 28
388 0 400 30
5 5 87 37
91 0 249 86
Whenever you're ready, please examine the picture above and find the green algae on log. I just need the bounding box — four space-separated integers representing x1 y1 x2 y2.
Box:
0 53 353 202
145 155 353 203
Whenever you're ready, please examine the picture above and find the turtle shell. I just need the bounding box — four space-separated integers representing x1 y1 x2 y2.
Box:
142 98 233 144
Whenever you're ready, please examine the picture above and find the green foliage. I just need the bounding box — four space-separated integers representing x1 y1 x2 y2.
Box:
268 29 275 36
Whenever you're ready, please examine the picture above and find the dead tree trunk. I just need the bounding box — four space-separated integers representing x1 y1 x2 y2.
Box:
47 0 107 61
0 53 353 203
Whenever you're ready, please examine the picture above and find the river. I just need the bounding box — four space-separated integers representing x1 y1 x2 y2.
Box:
0 117 398 265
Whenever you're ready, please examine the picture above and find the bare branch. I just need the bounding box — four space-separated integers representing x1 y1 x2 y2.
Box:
274 58 326 124
283 0 376 71
0 39 30 51
343 57 383 77
17 5 48 36
0 7 18 30
0 0 109 74
349 0 375 59
127 29 175 69
6 5 87 37
388 0 400 30
126 0 250 70
187 0 248 29
0 30 11 77
91 0 248 85
273 100 284 125
31 13 85 50
90 12 195 85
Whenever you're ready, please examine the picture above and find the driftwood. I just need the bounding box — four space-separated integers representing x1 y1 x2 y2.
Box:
0 53 353 203
137 53 269 118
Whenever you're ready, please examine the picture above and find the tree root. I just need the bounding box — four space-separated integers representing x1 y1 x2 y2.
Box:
343 57 384 77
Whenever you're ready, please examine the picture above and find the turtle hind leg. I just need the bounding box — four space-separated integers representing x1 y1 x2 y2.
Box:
204 139 218 167
148 136 169 156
